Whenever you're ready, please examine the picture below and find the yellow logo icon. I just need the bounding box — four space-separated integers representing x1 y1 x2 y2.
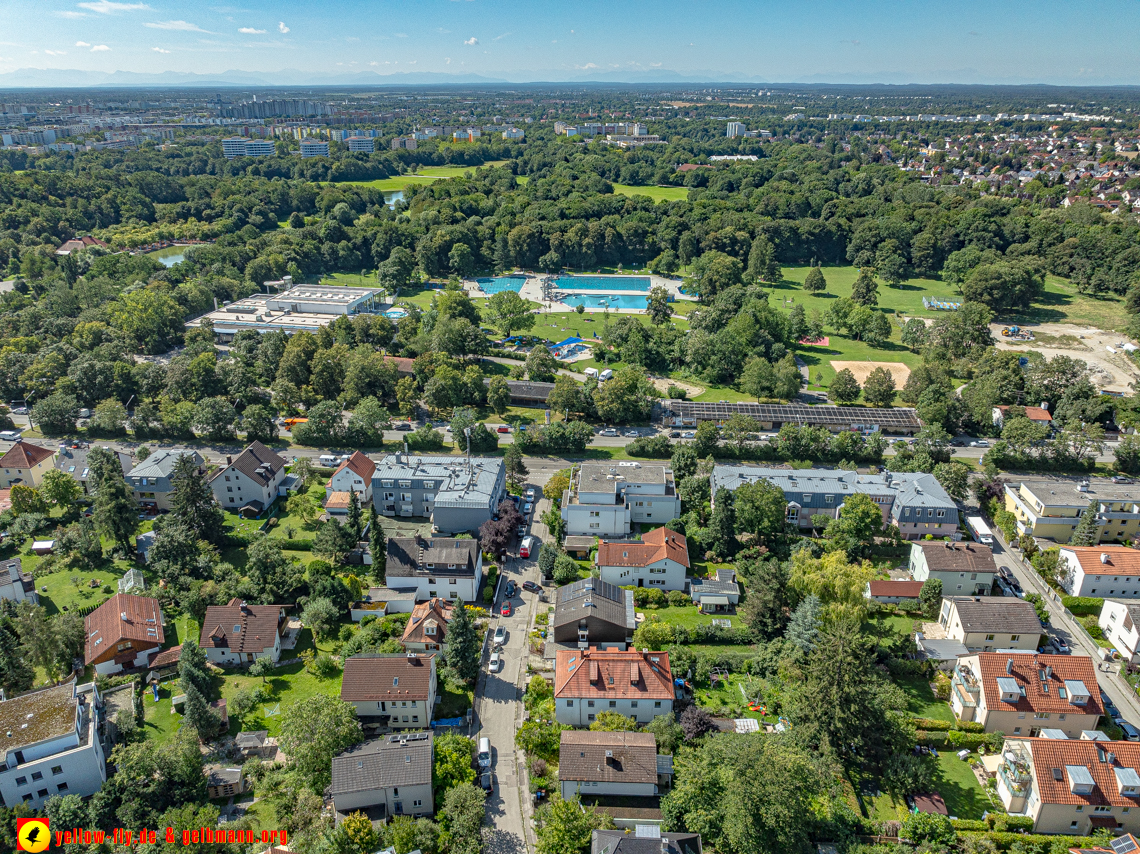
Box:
17 818 51 853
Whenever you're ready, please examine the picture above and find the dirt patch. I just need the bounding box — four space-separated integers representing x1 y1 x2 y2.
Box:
650 377 704 398
989 322 1140 393
830 360 912 386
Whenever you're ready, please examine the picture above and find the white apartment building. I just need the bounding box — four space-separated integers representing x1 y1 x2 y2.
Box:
0 681 107 809
1058 546 1140 598
561 463 680 537
1100 600 1140 664
299 139 329 157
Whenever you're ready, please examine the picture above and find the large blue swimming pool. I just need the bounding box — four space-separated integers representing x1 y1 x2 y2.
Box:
476 276 526 294
560 293 649 310
553 275 651 292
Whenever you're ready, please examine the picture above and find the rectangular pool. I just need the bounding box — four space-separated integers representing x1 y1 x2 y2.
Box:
553 275 651 292
476 276 526 294
560 294 649 310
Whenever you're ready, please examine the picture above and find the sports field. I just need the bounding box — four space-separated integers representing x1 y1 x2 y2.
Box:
829 360 912 386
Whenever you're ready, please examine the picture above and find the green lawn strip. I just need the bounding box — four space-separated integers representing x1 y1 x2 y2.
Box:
894 674 955 722
932 751 993 819
640 604 721 631
692 672 765 720
610 184 689 203
436 675 474 719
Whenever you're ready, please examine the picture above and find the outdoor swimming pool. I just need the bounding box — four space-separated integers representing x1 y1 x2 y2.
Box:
384 307 409 319
553 275 651 292
560 293 649 310
476 276 526 294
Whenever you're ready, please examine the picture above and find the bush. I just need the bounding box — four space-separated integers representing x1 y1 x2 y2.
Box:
949 820 988 832
553 553 580 585
631 587 649 606
915 730 948 746
959 832 1085 852
956 721 985 733
626 435 675 458
483 585 494 604
667 590 689 607
646 588 667 608
988 815 1035 833
911 717 952 731
1062 596 1104 616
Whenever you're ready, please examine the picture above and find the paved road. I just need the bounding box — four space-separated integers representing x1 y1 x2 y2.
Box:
994 536 1140 726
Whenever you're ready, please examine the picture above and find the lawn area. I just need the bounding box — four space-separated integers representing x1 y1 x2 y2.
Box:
32 563 127 615
611 184 689 203
264 482 325 541
639 603 722 631
335 161 511 193
437 674 474 720
895 673 955 723
693 672 768 720
861 751 993 821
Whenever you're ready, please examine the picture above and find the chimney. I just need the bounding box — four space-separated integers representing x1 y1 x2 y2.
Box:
1102 553 1110 564
1045 665 1052 679
1006 658 1013 674
226 455 232 465
1040 402 1049 411
1109 752 1117 765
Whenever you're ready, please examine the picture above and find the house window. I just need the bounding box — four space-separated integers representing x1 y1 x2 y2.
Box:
37 789 48 799
654 701 662 708
590 523 600 529
15 776 26 786
412 716 418 722
227 486 233 492
31 772 42 781
56 783 68 793
609 700 617 708
51 765 62 775
413 800 422 808
1014 727 1022 734
631 701 638 708
225 476 230 481
588 714 595 721
566 700 574 707
986 634 995 641
429 591 437 597
1010 635 1019 642
587 700 595 707
399 480 412 488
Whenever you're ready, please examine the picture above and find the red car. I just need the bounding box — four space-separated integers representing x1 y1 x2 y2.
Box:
501 601 512 617
497 425 510 433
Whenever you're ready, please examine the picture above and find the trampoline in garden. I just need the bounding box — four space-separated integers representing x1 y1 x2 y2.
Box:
476 276 527 294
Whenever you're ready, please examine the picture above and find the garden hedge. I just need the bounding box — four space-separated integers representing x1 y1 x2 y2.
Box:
959 831 1084 851
1063 596 1105 616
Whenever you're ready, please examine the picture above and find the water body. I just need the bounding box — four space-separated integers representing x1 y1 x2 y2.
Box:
148 245 187 267
560 293 649 310
384 190 404 207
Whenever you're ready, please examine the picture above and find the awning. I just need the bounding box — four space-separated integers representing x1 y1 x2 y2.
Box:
700 595 730 605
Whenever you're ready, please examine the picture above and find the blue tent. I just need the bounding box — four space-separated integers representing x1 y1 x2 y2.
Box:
553 336 586 348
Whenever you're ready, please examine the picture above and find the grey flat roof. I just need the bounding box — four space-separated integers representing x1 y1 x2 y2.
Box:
1012 476 1140 507
915 637 970 660
711 465 955 509
373 453 503 507
579 463 669 490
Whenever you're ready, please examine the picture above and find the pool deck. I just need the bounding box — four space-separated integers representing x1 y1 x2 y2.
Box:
464 271 694 313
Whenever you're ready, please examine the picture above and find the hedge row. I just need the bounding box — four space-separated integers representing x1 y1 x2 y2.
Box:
915 730 992 749
1063 596 1105 616
959 831 1084 852
911 717 985 733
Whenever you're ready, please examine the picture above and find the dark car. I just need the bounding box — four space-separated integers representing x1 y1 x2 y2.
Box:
393 422 413 431
523 580 541 593
668 431 681 438
480 770 494 791
1120 721 1140 742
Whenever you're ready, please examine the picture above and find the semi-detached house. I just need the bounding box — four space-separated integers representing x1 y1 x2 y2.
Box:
84 593 165 676
0 441 55 488
951 652 1102 738
1059 546 1140 598
127 449 205 511
1099 600 1140 664
341 654 437 729
909 540 999 596
329 732 434 821
199 600 286 665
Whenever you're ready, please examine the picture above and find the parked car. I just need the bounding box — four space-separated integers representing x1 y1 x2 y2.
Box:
681 431 696 439
393 422 412 431
489 651 502 672
480 770 494 791
1054 637 1070 653
523 502 533 515
493 626 506 646
525 488 536 500
523 580 541 593
1120 721 1140 742
501 601 512 617
624 430 639 437
668 431 681 438
600 428 619 437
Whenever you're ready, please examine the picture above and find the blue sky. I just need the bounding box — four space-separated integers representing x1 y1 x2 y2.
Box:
4 0 1140 84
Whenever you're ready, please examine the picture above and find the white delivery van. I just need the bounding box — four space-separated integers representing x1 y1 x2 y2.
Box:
520 536 536 559
599 369 613 381
478 737 491 769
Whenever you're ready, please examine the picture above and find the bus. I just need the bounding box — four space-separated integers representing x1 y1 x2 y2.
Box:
966 516 994 546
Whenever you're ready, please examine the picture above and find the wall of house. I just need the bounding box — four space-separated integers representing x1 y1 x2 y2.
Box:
212 466 277 511
556 696 671 727
628 494 680 525
560 779 656 801
93 644 159 676
0 723 105 809
204 636 279 666
1099 601 1140 662
334 781 434 818
563 501 630 537
386 573 481 604
909 550 995 595
598 559 686 591
1063 554 1140 598
433 503 496 535
955 631 1039 653
1030 801 1140 836
330 467 372 502
349 695 434 727
978 707 1098 738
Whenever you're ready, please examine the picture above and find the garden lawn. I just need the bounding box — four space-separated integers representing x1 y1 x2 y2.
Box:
692 672 768 721
932 751 993 820
641 604 722 631
436 675 474 720
33 562 129 615
895 674 954 723
611 184 689 203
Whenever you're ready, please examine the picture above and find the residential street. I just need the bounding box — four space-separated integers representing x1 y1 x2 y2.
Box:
992 536 1140 727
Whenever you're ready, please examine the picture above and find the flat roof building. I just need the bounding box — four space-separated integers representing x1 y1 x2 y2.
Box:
1005 477 1140 545
662 400 922 435
186 284 386 342
299 139 329 158
372 453 506 535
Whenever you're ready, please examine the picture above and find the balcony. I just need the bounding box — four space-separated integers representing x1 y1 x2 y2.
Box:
999 758 1032 797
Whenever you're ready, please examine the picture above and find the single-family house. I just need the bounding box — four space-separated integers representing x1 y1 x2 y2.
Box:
205 765 247 799
595 527 689 591
55 445 132 495
554 648 673 726
401 598 455 653
865 580 925 605
689 568 740 613
0 441 56 488
1099 600 1140 664
385 537 483 603
993 406 1054 429
552 578 635 650
327 451 376 507
939 596 1044 652
209 441 289 516
558 730 665 800
0 557 35 604
1059 547 1140 598
199 600 286 665
127 449 206 511
329 732 434 820
84 593 165 676
0 681 107 809
996 737 1140 835
340 654 437 728
909 540 999 596
951 652 1102 737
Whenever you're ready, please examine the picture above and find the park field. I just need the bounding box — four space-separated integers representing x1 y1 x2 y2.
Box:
335 161 511 192
611 184 689 203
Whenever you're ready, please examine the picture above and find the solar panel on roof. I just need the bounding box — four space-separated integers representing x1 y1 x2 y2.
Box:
1111 836 1138 854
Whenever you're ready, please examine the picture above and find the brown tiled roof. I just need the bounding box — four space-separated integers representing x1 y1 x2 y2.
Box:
85 593 164 665
868 580 925 598
596 527 689 570
148 645 182 669
1025 738 1140 807
1063 546 1140 577
340 653 436 701
915 541 998 573
215 441 285 487
554 648 673 701
0 441 53 469
333 451 375 482
401 599 454 646
383 355 416 376
996 405 1053 422
975 652 1102 716
558 730 657 785
200 601 284 653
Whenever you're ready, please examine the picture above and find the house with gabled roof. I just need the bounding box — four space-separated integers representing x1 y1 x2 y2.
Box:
595 527 689 592
326 451 376 508
0 440 56 488
939 596 1044 652
127 449 205 511
558 730 665 800
553 577 635 650
330 732 434 820
340 653 437 728
209 441 289 516
199 600 286 665
554 648 673 726
84 593 165 675
400 598 454 653
951 652 1102 737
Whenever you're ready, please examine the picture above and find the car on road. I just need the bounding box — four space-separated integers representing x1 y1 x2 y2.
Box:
497 425 511 433
969 440 990 448
523 580 542 593
1054 637 1070 653
501 601 512 617
505 580 517 598
493 625 506 646
525 488 535 500
1113 476 1135 484
480 770 494 791
523 502 533 515
668 431 681 438
489 651 502 672
517 525 527 538
11 406 27 415
624 430 639 437
600 428 619 437
393 422 412 431
681 431 696 439
950 439 965 447
1120 721 1140 742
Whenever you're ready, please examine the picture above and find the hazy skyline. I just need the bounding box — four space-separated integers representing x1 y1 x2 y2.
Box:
4 0 1140 86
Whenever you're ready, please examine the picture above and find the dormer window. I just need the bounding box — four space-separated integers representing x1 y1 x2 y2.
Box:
1067 765 1095 795
1065 680 1090 706
1115 766 1140 797
425 624 435 635
997 676 1021 703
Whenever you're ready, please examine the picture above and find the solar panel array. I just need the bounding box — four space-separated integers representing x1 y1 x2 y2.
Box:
662 400 921 428
1111 836 1138 854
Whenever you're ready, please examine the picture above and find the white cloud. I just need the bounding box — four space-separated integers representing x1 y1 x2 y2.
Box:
152 46 170 52
75 41 90 46
238 27 265 34
90 44 110 51
369 60 378 65
54 11 87 18
445 57 451 64
77 1 148 13
493 32 511 41
145 20 208 31
44 49 67 55
407 59 416 64
575 62 598 69
464 37 477 45
395 32 407 38
277 21 289 33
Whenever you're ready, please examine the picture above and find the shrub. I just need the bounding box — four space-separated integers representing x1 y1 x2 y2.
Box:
911 717 952 731
553 553 580 585
915 730 948 746
667 590 689 607
646 588 667 608
483 585 494 604
632 587 649 606
949 820 988 832
956 721 985 733
1063 596 1104 616
307 652 341 679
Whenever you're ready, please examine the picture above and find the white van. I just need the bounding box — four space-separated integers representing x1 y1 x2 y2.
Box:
584 367 599 379
478 737 491 769
520 536 536 559
318 454 339 467
599 369 613 381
